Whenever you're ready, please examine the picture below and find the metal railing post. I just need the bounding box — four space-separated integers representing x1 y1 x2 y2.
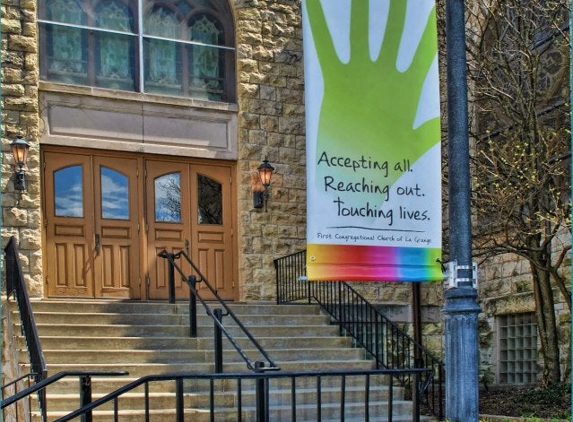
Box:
167 252 176 304
213 309 224 373
413 371 421 422
255 361 268 422
188 275 197 338
79 375 92 422
175 377 184 422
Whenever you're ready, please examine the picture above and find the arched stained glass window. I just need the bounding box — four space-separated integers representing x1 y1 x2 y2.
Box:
144 7 181 94
95 1 135 90
46 0 87 83
189 14 224 100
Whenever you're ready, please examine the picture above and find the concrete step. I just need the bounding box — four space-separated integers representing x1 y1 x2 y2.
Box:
29 300 322 316
28 336 198 350
30 323 342 338
25 311 331 327
25 335 352 351
35 347 366 365
24 370 389 395
236 400 416 421
42 384 401 412
9 299 429 421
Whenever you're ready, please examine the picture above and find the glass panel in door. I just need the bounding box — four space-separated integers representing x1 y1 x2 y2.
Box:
45 153 95 297
94 157 141 298
146 161 191 300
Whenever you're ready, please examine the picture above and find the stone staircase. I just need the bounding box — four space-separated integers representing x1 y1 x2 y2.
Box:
10 300 424 421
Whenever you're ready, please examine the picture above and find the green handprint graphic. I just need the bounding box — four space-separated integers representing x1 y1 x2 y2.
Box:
306 0 440 204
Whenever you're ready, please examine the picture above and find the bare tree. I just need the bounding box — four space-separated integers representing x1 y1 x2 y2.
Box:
466 0 571 386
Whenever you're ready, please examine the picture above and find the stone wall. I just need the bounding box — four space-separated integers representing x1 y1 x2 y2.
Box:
233 0 308 301
477 232 572 385
1 0 43 296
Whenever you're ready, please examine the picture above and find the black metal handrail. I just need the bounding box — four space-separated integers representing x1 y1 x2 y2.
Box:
158 249 279 373
52 368 433 422
4 236 48 418
2 370 128 422
274 250 445 419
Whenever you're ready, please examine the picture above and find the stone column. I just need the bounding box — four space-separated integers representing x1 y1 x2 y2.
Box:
1 0 43 296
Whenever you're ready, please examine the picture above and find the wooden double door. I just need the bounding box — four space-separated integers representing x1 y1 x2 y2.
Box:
43 148 236 300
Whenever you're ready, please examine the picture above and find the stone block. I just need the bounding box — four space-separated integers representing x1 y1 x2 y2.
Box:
19 228 42 250
3 206 28 227
8 35 36 53
2 19 21 34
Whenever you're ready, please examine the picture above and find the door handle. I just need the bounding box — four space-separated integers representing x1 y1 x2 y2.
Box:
184 239 190 255
95 233 101 255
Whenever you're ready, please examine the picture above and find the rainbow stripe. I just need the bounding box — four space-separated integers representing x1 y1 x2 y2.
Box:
307 244 443 282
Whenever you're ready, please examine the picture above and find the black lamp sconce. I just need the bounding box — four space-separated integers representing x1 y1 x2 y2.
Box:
253 159 275 211
10 135 30 191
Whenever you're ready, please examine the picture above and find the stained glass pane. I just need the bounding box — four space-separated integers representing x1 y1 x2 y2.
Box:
143 38 182 95
55 166 83 217
46 0 85 25
144 6 180 37
155 173 181 222
101 167 129 220
143 8 182 95
188 15 224 100
96 0 133 31
95 32 136 90
198 174 222 225
94 1 135 90
45 0 87 83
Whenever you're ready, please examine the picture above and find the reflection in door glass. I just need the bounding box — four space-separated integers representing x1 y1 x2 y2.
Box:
55 165 83 217
101 167 129 219
198 174 222 225
155 172 181 222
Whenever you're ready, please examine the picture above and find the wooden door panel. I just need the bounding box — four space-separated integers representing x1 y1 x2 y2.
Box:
146 161 191 300
44 152 95 298
191 166 234 299
44 151 141 299
93 157 140 298
100 244 133 290
51 241 91 294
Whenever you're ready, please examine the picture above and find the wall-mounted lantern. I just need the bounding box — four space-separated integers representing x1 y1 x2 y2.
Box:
253 159 274 212
10 135 30 191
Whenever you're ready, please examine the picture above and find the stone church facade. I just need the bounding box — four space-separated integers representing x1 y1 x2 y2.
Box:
1 0 569 388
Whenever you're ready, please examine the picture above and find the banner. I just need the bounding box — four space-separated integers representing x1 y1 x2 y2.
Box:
303 0 443 281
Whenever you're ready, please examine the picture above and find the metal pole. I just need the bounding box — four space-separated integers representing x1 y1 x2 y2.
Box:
188 275 197 338
79 375 92 422
254 361 268 422
175 377 184 422
213 308 223 373
443 0 481 421
167 252 176 304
